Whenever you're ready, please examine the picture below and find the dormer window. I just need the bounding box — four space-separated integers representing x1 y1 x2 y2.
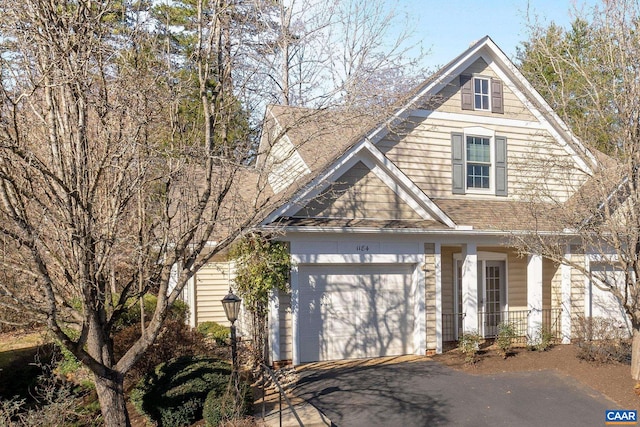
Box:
460 74 504 114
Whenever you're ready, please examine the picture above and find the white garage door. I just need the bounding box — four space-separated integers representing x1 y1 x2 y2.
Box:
298 264 415 363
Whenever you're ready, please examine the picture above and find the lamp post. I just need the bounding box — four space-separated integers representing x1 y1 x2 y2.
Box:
221 289 242 395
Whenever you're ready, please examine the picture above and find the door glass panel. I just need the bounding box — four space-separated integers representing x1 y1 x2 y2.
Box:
484 262 503 337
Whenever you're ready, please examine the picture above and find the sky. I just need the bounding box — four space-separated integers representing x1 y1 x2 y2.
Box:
395 0 597 70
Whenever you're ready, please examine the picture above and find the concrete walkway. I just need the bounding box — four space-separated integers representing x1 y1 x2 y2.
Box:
254 387 332 427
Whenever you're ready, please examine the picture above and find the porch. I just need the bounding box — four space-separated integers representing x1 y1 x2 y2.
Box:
425 244 575 353
442 308 563 343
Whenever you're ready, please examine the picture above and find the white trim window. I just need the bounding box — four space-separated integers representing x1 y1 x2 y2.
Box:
460 74 504 114
451 127 508 196
474 77 490 110
466 136 491 189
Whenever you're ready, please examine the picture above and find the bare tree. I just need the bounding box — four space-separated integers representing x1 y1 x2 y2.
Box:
0 0 433 424
514 0 640 381
243 0 427 110
0 1 272 425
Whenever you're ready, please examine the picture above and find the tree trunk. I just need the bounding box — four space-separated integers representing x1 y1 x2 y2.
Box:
632 328 640 381
94 372 130 427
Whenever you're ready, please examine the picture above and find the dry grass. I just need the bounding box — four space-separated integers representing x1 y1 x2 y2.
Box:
0 329 50 368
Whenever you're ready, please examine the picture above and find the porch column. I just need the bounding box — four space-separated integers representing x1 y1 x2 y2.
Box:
561 247 572 344
268 290 280 364
435 243 443 353
416 251 427 355
527 254 543 344
462 243 478 333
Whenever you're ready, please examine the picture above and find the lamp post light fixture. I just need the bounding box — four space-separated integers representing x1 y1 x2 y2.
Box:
221 289 242 324
221 289 242 397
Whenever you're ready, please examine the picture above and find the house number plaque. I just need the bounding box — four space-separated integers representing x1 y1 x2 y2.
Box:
356 244 370 252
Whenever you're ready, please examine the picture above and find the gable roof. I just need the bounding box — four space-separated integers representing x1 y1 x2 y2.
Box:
257 36 606 233
365 35 598 173
256 105 374 174
261 137 458 228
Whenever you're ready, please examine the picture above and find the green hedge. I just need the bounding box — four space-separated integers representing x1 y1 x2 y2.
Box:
114 295 188 332
196 321 230 345
130 355 243 427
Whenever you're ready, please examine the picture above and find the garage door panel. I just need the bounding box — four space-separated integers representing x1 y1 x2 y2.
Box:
298 264 415 363
300 327 360 361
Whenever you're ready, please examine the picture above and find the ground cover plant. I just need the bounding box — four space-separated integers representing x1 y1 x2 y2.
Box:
0 343 102 426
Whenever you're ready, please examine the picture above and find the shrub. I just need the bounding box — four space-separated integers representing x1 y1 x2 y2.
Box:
496 322 517 358
131 355 235 427
197 322 230 345
53 329 94 391
114 294 188 332
203 380 252 426
114 318 209 387
158 397 200 427
53 295 190 388
528 326 555 352
458 331 481 364
0 358 101 427
575 316 631 364
55 343 83 379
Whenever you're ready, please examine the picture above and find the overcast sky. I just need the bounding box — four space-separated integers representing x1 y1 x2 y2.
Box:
393 0 597 70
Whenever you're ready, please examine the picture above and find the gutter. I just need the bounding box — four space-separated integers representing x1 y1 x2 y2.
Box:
259 225 579 237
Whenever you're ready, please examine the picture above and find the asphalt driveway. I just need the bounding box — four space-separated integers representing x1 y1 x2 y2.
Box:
293 357 620 427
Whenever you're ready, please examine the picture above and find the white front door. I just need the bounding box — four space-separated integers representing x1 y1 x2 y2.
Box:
456 258 506 338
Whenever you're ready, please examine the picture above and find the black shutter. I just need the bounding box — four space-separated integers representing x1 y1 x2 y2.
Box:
495 136 507 196
451 132 465 194
460 75 473 110
491 78 504 114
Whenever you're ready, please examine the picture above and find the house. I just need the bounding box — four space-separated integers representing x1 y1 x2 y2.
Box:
184 36 631 366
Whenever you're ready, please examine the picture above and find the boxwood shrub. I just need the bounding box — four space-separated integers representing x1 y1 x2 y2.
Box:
131 355 234 427
196 321 230 345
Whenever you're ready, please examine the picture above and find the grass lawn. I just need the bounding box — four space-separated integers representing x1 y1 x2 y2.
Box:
0 329 53 400
0 330 49 366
